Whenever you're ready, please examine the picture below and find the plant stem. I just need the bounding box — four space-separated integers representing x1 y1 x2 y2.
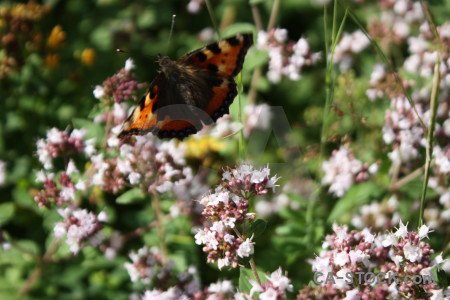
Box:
389 166 423 192
19 240 60 295
219 4 236 30
417 0 442 226
267 0 280 31
346 8 426 132
418 55 440 227
237 73 247 160
205 0 220 38
249 258 262 285
320 0 343 161
251 3 263 31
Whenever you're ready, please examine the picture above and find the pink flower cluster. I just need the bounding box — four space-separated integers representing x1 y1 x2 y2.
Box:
125 247 201 298
351 196 401 231
367 21 450 168
250 268 293 299
141 279 240 300
116 137 192 194
322 146 377 197
255 184 302 219
139 268 294 300
54 208 107 254
221 163 280 197
366 0 424 49
36 128 94 170
333 30 370 71
186 0 204 14
195 188 255 269
195 164 279 269
357 6 450 234
257 28 321 83
93 58 145 103
424 176 450 231
34 139 87 207
34 170 78 207
79 133 192 195
297 223 447 299
244 103 272 138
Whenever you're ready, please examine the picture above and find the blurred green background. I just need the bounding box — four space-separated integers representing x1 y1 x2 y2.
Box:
1 0 450 299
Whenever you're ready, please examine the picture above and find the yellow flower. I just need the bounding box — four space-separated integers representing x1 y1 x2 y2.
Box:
185 136 225 158
45 53 60 68
10 2 49 21
80 48 95 66
47 25 65 49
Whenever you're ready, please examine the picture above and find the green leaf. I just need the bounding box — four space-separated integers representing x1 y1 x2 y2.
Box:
239 268 255 293
248 219 267 238
72 118 104 140
116 188 146 204
244 48 269 70
239 267 267 294
400 178 438 200
220 23 256 37
249 0 266 4
12 186 35 209
328 182 385 223
437 269 449 288
0 203 15 226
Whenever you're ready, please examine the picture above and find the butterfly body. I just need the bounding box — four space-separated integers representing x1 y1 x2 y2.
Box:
118 33 253 140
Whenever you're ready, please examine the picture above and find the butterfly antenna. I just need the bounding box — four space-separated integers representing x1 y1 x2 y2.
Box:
118 48 159 63
205 0 220 39
166 14 176 53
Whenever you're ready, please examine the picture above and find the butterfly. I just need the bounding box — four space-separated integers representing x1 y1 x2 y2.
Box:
118 33 253 140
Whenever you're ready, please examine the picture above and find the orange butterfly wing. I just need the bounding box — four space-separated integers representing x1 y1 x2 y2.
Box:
180 34 253 120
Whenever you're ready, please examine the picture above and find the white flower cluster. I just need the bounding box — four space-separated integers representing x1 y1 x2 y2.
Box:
222 163 280 193
93 58 135 100
380 21 450 169
244 103 272 138
333 30 370 71
54 208 106 254
141 279 242 300
0 160 5 186
255 181 303 218
382 96 425 165
257 29 321 83
124 246 162 284
308 223 447 299
249 268 293 299
186 0 204 14
366 63 387 101
90 135 192 194
142 287 189 300
425 178 450 230
194 187 255 269
351 196 400 230
322 146 376 197
36 127 95 170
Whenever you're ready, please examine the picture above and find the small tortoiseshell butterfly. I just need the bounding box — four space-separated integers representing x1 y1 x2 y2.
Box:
118 33 253 140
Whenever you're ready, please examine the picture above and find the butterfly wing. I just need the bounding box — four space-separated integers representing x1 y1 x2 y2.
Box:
180 33 253 77
118 73 203 140
178 33 253 124
118 33 253 140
